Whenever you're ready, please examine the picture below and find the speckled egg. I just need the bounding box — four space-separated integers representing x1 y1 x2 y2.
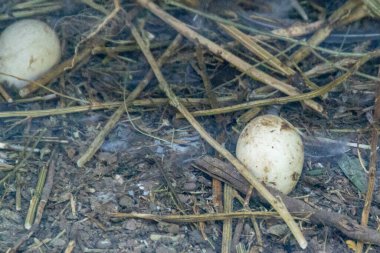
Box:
236 115 304 194
0 19 61 89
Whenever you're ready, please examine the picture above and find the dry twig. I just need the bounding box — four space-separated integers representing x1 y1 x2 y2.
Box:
355 70 380 253
8 150 59 253
126 9 308 249
193 156 380 246
136 0 323 116
76 29 183 167
177 50 378 118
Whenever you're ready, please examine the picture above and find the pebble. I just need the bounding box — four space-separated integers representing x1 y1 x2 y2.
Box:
119 196 134 208
50 238 66 248
150 233 184 242
168 224 180 234
189 230 203 242
96 238 112 249
182 182 197 191
178 194 190 203
156 245 176 253
124 219 138 230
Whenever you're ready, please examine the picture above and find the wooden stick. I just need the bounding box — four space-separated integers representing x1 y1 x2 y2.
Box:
77 32 183 167
111 210 290 221
222 185 233 253
219 24 295 77
290 0 365 63
136 0 323 116
176 51 377 118
0 96 237 119
355 75 380 253
193 156 380 246
9 149 59 253
0 84 13 102
126 13 308 249
194 47 224 212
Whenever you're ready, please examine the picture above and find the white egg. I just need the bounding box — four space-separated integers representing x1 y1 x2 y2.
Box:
236 115 304 194
0 19 61 89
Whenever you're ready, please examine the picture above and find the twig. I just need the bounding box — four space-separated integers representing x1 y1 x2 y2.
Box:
167 0 370 58
304 58 357 78
24 159 49 229
0 2 63 21
251 20 324 42
0 84 13 102
222 185 233 253
81 0 109 15
136 0 323 115
355 71 380 253
76 106 124 168
16 173 22 211
14 94 57 104
176 51 378 118
310 49 380 82
290 0 365 63
193 48 225 249
159 158 187 214
193 156 380 246
8 149 59 253
71 0 121 70
0 141 40 153
76 30 183 167
250 215 264 252
111 210 286 221
64 240 76 253
219 24 295 77
0 131 45 186
194 47 224 212
33 150 59 226
290 0 308 21
230 188 254 252
126 12 308 249
0 96 237 118
237 107 262 124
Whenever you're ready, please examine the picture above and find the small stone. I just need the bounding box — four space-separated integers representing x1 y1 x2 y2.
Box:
204 247 216 253
125 219 137 230
96 238 112 249
50 238 66 248
150 233 184 242
131 247 142 253
66 213 78 220
125 239 136 248
156 245 176 253
119 196 134 208
168 224 180 234
243 223 253 235
178 194 190 203
182 182 197 191
266 224 289 237
157 222 180 234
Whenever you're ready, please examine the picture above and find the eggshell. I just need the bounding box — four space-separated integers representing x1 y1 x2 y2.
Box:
236 115 304 194
0 19 61 89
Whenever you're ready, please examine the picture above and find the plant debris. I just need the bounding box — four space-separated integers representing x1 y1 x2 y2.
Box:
1 0 380 252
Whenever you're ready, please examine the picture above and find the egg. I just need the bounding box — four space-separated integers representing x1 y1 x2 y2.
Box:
0 19 61 89
236 115 304 194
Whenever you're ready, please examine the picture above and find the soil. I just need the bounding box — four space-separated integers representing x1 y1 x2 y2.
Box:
0 0 380 253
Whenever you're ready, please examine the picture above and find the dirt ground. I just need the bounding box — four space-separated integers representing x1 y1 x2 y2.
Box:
1 0 380 252
3 109 371 253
